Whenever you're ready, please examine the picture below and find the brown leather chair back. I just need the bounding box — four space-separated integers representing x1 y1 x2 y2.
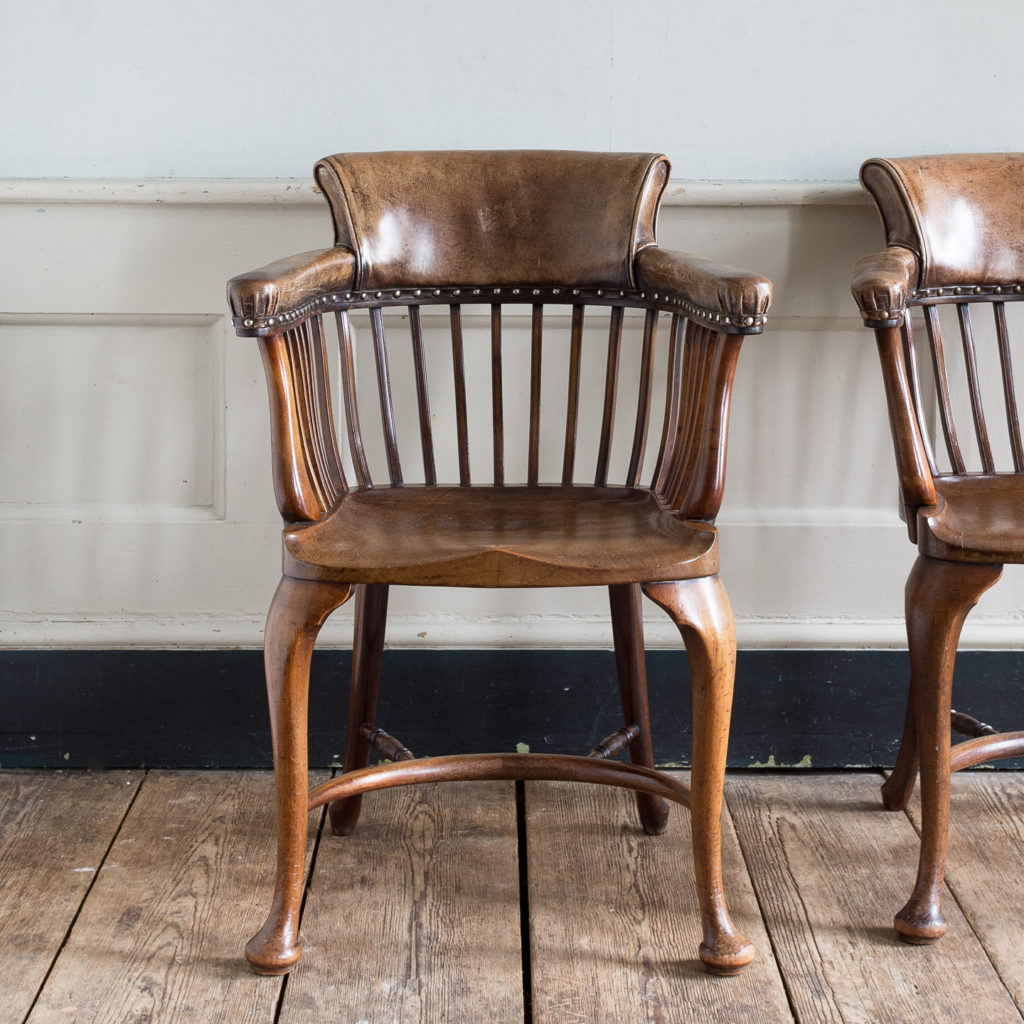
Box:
861 154 1024 289
314 150 670 291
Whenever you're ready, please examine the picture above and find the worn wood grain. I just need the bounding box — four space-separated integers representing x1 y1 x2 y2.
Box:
280 780 522 1024
26 771 324 1024
728 773 1023 1024
524 776 791 1024
905 771 1024 1015
0 771 137 1023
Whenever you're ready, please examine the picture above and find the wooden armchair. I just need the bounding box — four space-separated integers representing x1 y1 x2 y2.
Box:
853 153 1024 943
228 150 771 976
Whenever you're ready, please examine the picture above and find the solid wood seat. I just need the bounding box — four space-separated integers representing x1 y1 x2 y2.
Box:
853 153 1024 945
920 475 1024 562
228 150 772 980
284 486 718 587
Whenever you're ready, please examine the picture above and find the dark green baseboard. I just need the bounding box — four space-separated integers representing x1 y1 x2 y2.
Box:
1 649 1021 769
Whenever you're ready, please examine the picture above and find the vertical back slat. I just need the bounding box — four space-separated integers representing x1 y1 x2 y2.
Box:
901 317 938 475
561 304 585 485
335 310 372 487
956 303 995 472
450 305 471 485
289 323 335 512
924 305 967 473
666 321 713 508
408 305 436 486
307 315 346 497
653 314 684 493
594 306 624 487
626 309 659 486
528 304 543 487
491 304 504 486
994 302 1024 472
369 306 403 486
676 333 745 520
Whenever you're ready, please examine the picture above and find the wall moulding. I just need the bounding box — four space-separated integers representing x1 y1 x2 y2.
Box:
0 178 868 208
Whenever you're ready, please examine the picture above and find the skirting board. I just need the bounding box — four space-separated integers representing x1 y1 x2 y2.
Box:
2 649 1022 771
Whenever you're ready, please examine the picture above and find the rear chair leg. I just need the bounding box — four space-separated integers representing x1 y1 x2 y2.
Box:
881 698 919 811
609 583 669 834
330 583 390 836
644 576 754 975
245 576 352 976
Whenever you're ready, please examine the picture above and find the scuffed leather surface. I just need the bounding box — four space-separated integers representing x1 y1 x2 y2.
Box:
861 154 1024 288
227 247 356 326
634 248 772 324
314 150 669 291
850 247 918 323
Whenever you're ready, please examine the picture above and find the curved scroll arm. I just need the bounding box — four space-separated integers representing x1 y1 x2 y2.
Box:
634 247 772 334
851 247 918 327
228 247 356 336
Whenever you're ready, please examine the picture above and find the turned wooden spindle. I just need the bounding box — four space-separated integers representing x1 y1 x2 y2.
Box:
588 724 641 760
359 723 416 763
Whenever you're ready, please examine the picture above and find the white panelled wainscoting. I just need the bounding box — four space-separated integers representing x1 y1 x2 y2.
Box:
4 176 1024 654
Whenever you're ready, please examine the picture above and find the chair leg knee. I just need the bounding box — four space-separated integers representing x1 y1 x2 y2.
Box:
644 576 754 975
246 576 352 975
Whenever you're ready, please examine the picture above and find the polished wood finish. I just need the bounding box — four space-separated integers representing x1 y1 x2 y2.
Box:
854 153 1024 945
645 575 754 974
246 577 352 973
229 150 772 977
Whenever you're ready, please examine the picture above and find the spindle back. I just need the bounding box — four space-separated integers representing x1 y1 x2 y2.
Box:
235 151 769 525
862 154 1024 481
262 292 741 516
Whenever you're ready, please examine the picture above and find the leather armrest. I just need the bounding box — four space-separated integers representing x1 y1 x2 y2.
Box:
851 247 918 327
227 247 357 335
634 247 772 334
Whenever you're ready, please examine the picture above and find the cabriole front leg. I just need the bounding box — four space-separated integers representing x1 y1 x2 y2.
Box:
894 555 1001 944
246 575 353 975
644 575 754 975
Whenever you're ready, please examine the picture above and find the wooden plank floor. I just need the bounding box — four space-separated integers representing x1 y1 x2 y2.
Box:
2 771 1024 1024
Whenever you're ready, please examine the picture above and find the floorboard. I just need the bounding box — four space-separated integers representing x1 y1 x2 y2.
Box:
905 772 1024 1016
524 778 793 1024
5 770 1024 1023
728 772 1024 1024
279 781 523 1024
24 771 323 1024
0 771 137 1024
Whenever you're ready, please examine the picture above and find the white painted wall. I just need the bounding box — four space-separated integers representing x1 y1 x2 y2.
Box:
4 0 1024 180
2 0 1023 650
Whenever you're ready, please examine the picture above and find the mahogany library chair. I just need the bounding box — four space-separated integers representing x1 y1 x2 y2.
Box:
227 150 772 976
853 153 1024 943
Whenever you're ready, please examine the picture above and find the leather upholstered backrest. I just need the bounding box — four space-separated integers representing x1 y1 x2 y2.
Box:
861 153 1024 289
313 150 670 292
